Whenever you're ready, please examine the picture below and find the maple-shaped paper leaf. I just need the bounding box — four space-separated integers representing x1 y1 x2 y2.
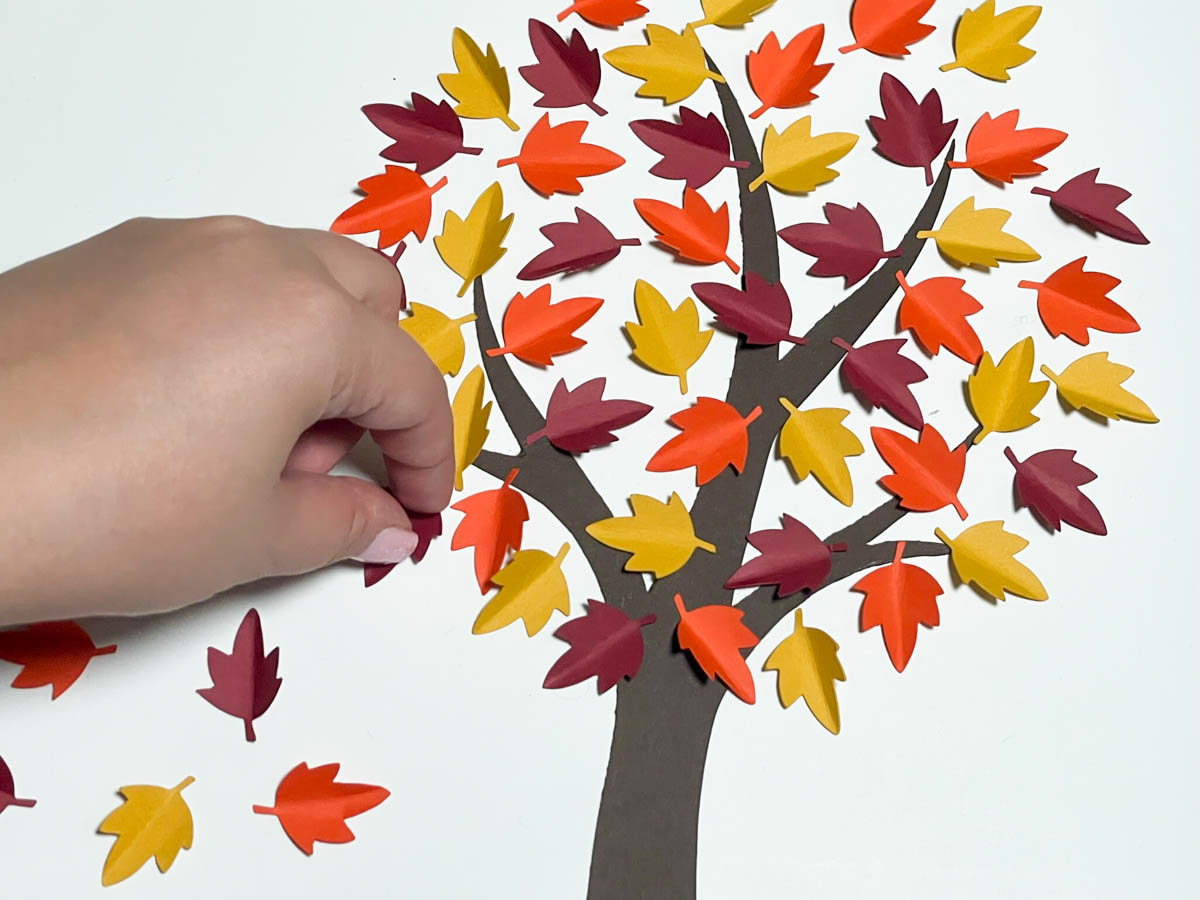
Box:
452 366 492 491
362 93 483 173
625 280 714 393
629 107 749 189
763 609 844 732
195 608 282 742
603 24 725 105
1041 353 1158 423
724 514 844 597
947 110 1066 183
330 167 447 250
868 73 956 186
634 187 739 272
895 271 983 364
1032 169 1149 245
839 0 935 56
673 594 758 704
473 544 571 636
398 303 477 377
558 0 647 28
779 203 900 287
854 541 942 672
543 600 657 693
872 424 968 519
586 493 715 579
941 0 1040 82
518 208 640 280
520 20 606 115
485 285 602 366
1018 258 1138 345
689 0 776 28
527 377 652 453
363 511 442 588
498 114 624 197
438 28 518 130
935 521 1047 602
0 753 37 815
917 196 1039 268
434 181 513 297
0 620 115 699
691 273 805 345
1005 447 1106 535
647 398 762 485
750 116 858 194
451 468 530 592
967 337 1049 443
253 763 389 856
777 401 864 505
746 26 833 119
99 777 195 887
832 337 928 430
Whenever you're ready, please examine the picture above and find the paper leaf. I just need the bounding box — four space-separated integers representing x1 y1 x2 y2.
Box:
586 493 715 578
543 600 657 693
451 469 529 592
0 754 37 815
362 93 483 173
629 107 749 189
330 168 447 251
779 202 900 287
868 73 956 186
724 514 842 597
895 271 984 364
854 542 942 672
363 511 442 588
520 20 606 115
195 609 281 743
625 280 714 393
917 196 1039 268
1032 169 1149 245
1005 447 1106 535
99 778 195 886
398 303 477 377
941 0 1041 82
691 273 805 345
763 609 844 732
832 337 928 430
1018 258 1138 345
935 521 1047 601
634 187 739 272
1041 353 1158 423
947 109 1066 183
746 26 833 119
452 367 492 491
473 544 571 636
485 284 602 366
750 116 858 194
777 402 864 505
438 28 517 130
839 0 935 56
527 377 652 453
967 337 1049 443
518 208 640 280
872 424 968 519
0 621 116 699
434 182 514 297
253 763 389 856
557 0 647 28
690 0 776 28
647 397 763 485
673 594 758 704
603 24 725 105
497 114 623 197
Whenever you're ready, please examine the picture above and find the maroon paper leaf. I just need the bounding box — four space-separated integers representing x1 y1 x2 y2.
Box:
723 515 846 597
0 753 36 815
867 74 956 186
691 273 806 345
526 377 652 453
519 19 606 116
832 337 928 430
543 600 657 693
518 208 641 281
364 511 443 588
778 203 901 287
362 93 482 174
1005 447 1107 536
1032 169 1149 245
629 107 749 189
196 608 282 743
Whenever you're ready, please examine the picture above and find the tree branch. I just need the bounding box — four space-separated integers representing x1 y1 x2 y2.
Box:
472 277 546 443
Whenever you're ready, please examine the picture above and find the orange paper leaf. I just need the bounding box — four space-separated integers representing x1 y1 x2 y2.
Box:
947 110 1067 183
634 188 739 272
895 271 984 364
853 541 942 672
557 0 647 27
0 621 116 699
1018 257 1138 345
872 424 968 519
450 468 530 592
839 0 936 56
747 26 833 119
646 398 762 485
673 594 758 704
485 284 602 366
253 763 389 855
497 113 624 197
330 167 447 249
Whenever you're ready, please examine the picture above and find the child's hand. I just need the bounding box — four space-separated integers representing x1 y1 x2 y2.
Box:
0 216 452 624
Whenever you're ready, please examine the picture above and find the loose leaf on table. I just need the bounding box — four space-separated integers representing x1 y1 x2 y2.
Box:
746 26 833 119
940 0 1041 82
1041 353 1158 423
452 366 492 491
917 196 1039 268
603 24 725 104
634 187 738 272
1032 169 1149 245
625 280 714 393
1005 447 1106 535
839 0 935 56
853 542 942 672
520 20 606 115
528 378 652 452
0 621 115 699
497 114 624 196
689 0 776 28
872 424 968 519
0 753 36 815
673 594 758 704
935 521 1047 601
832 337 928 430
473 544 571 636
196 609 281 743
750 116 858 193
398 304 477 377
557 0 647 28
364 511 442 588
895 271 983 364
724 514 843 597
451 468 529 592
691 273 805 344
647 397 763 485
362 93 482 173
586 493 715 578
779 202 900 287
1018 257 1138 345
518 208 640 280
434 181 513 297
947 110 1066 182
253 763 389 856
763 609 844 732
967 336 1049 443
330 167 447 250
868 73 956 185
629 107 749 189
99 777 195 887
438 28 518 130
777 401 864 505
486 284 602 366
543 600 657 693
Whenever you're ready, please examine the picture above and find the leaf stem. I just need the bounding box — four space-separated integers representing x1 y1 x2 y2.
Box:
94 643 117 656
1003 446 1020 469
586 100 608 117
173 776 196 794
496 156 519 168
1031 186 1054 197
244 718 256 743
831 337 854 353
892 541 906 565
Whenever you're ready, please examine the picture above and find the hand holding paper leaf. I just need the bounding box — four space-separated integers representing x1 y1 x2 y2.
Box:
763 609 844 732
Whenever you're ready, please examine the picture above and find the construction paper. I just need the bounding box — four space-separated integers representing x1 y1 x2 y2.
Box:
778 202 900 287
398 303 476 377
934 521 1048 601
253 763 389 856
691 272 805 344
473 544 571 636
363 511 442 588
585 493 715 579
517 208 640 280
839 0 935 56
832 336 928 430
452 366 492 491
776 401 864 505
724 514 844 597
450 468 529 592
196 608 281 742
526 377 652 453
557 0 647 28
497 113 624 197
746 26 833 119
434 181 513 297
868 73 956 185
895 271 984 363
750 116 858 194
438 28 518 131
330 168 447 250
853 541 942 672
872 424 968 519
0 753 36 815
603 24 725 105
763 609 844 732
0 620 115 699
1018 257 1138 345
967 337 1049 443
362 93 482 173
689 0 776 28
917 196 1040 268
625 280 713 393
1032 169 1149 244
629 106 749 189
940 1 1041 82
634 187 738 272
672 594 758 704
947 109 1067 183
543 600 657 693
485 285 601 366
1041 353 1158 423
1005 447 1106 535
647 398 762 485
99 777 195 887
520 19 607 115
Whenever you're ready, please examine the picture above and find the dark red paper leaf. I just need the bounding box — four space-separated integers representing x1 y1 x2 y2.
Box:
1005 447 1107 535
0 753 36 815
724 514 846 597
1032 169 1149 245
363 511 443 588
518 208 640 280
543 600 657 693
362 93 482 174
527 377 652 453
629 106 749 189
692 273 806 345
520 19 606 115
832 337 927 430
196 609 282 743
867 74 956 186
779 203 901 287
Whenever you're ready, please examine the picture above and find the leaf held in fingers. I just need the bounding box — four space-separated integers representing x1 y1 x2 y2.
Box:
1018 257 1138 345
764 609 844 732
673 594 758 704
853 542 942 672
941 0 1041 82
99 777 196 886
916 196 1039 268
776 402 864 505
196 609 282 742
691 273 805 345
398 303 476 377
0 621 116 699
872 424 968 519
528 378 652 453
867 73 956 185
520 20 607 115
634 187 739 271
947 109 1066 182
330 167 447 250
967 337 1049 443
603 24 725 104
362 93 483 173
452 367 492 491
544 600 656 693
839 0 935 56
364 511 442 588
778 202 900 287
497 114 624 197
1005 447 1106 535
724 514 841 597
629 107 748 189
895 271 984 364
750 117 858 194
518 208 640 280
451 469 529 592
586 493 715 578
935 521 1047 601
434 182 514 297
438 28 518 130
253 763 389 856
746 26 833 119
1041 353 1157 423
625 281 713 393
647 398 762 485
833 337 928 430
473 544 571 636
486 284 602 366
1031 169 1149 244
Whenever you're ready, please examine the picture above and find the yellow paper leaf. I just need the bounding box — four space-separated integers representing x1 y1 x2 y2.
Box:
437 28 517 130
625 280 713 393
473 544 570 636
586 492 715 578
967 337 1049 443
689 0 776 28
776 401 863 505
763 609 845 734
935 521 1047 602
434 182 514 298
398 303 476 377
916 197 1039 268
98 777 195 887
452 366 491 491
941 1 1041 82
749 117 858 194
603 24 725 104
1041 353 1158 423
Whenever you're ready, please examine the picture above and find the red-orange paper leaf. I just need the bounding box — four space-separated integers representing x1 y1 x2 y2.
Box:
0 621 116 699
485 284 602 366
947 110 1067 183
839 0 936 57
895 271 984 363
1017 257 1138 345
497 113 624 197
853 541 942 672
872 424 968 519
634 188 739 273
451 468 529 592
647 398 762 485
557 0 647 28
673 594 758 704
253 762 389 856
330 167 447 249
747 26 833 119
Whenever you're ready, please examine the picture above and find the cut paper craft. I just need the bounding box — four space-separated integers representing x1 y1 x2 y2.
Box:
603 25 725 105
438 28 518 130
895 271 984 364
917 196 1039 268
629 107 749 189
543 600 657 693
362 94 482 173
634 188 738 272
0 621 115 699
452 367 492 491
839 0 935 56
586 493 715 578
763 609 844 732
934 521 1047 601
832 337 927 430
434 182 513 297
451 469 529 592
867 73 956 186
330 168 447 250
1005 447 1106 535
0 753 36 815
99 777 195 887
520 20 607 115
497 114 624 197
647 397 763 485
691 273 806 345
746 26 833 119
853 542 942 672
1041 353 1158 423
967 337 1049 443
872 424 968 519
750 117 858 193
724 514 844 597
196 608 282 743
778 203 900 287
527 377 652 453
777 401 864 505
1018 258 1138 345
473 544 571 636
398 303 476 377
941 0 1041 82
557 0 647 28
364 511 442 588
486 285 602 366
689 0 776 29
673 594 758 704
518 208 640 280
253 763 389 856
1032 169 1149 245
625 281 714 393
947 110 1066 183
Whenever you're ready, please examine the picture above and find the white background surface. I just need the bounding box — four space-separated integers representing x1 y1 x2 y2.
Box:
0 0 1196 897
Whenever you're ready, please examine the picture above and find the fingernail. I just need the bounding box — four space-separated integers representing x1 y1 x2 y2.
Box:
353 527 419 564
